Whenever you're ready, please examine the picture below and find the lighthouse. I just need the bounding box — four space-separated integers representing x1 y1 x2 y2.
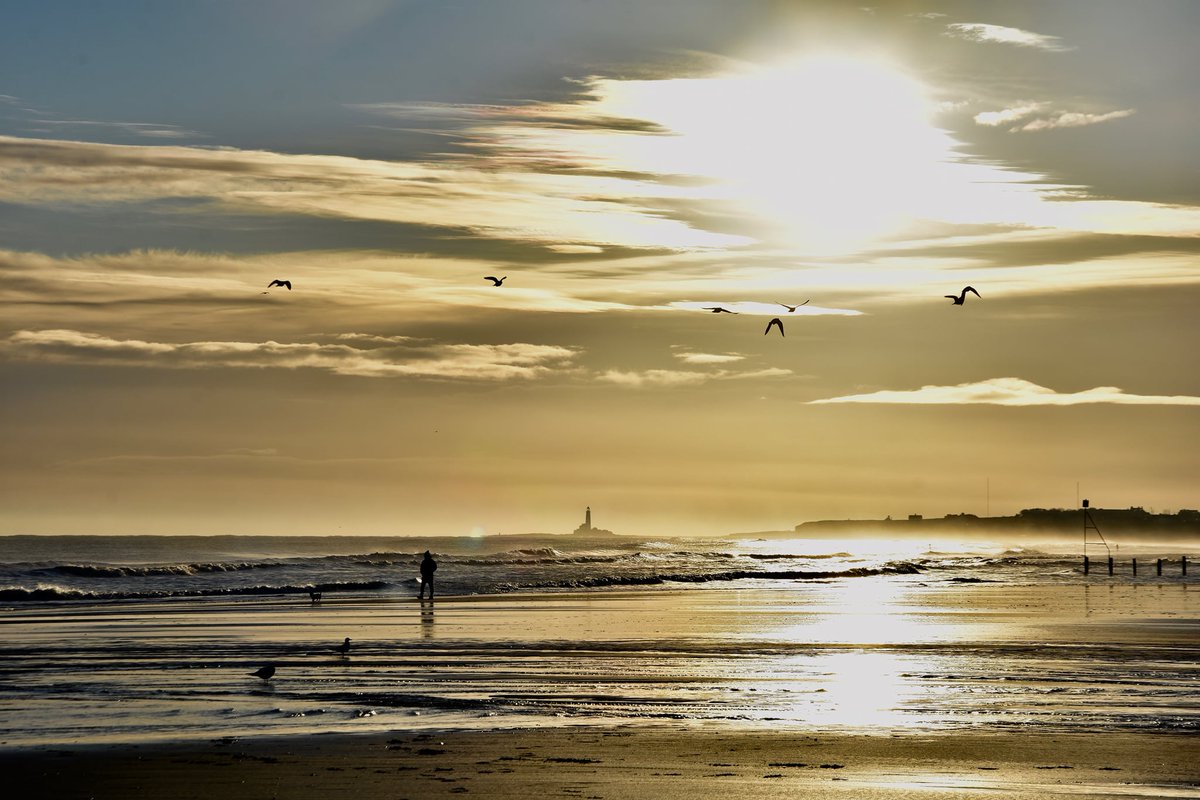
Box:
573 505 612 535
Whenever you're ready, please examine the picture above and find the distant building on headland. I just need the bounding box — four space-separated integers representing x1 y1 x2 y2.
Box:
795 507 1200 539
573 506 615 535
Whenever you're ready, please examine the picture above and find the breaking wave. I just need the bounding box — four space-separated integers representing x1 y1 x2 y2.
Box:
0 580 390 603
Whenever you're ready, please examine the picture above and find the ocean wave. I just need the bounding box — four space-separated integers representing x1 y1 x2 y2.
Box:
516 562 921 590
41 561 285 578
0 580 390 602
744 552 850 561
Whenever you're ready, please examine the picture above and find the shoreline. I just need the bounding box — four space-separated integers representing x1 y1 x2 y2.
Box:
6 727 1199 799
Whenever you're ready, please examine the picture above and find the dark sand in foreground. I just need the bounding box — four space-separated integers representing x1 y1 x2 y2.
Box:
7 728 1198 799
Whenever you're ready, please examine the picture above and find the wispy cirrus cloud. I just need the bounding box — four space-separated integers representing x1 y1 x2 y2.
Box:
810 378 1200 406
672 350 745 365
974 102 1135 132
946 22 1073 51
668 301 862 317
0 134 738 251
27 118 199 139
1 329 578 381
599 366 790 387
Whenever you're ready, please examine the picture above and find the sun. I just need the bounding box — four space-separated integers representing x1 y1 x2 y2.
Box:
580 54 949 253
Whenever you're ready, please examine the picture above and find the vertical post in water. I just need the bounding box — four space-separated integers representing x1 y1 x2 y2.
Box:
1184 555 1188 576
1084 555 1090 575
1132 557 1137 575
1108 556 1114 576
1157 559 1163 576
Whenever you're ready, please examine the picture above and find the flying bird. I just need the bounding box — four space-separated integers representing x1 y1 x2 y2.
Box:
777 300 810 312
333 637 351 656
765 318 785 337
702 307 738 314
250 665 276 682
484 276 507 286
945 286 980 305
267 279 292 291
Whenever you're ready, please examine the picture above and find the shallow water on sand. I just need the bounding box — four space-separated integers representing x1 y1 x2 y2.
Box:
1 580 1196 746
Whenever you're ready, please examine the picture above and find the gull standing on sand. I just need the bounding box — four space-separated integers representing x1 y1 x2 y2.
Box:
333 637 351 656
250 665 276 682
945 286 980 305
764 318 785 337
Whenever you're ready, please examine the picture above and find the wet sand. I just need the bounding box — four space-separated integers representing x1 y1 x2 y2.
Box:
7 728 1199 799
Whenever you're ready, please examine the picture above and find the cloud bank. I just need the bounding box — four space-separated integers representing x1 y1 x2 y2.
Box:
810 378 1200 406
1 329 578 381
946 23 1072 51
599 366 790 387
975 103 1135 132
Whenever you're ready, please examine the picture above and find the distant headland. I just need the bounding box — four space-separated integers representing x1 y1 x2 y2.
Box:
795 506 1200 540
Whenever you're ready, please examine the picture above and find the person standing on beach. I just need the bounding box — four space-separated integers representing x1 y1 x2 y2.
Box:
419 550 437 601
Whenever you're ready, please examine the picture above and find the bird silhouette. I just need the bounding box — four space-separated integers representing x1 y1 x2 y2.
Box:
702 307 738 314
308 591 322 603
777 300 810 312
250 665 276 681
765 318 785 337
945 286 980 305
333 637 351 656
267 279 292 290
484 276 506 286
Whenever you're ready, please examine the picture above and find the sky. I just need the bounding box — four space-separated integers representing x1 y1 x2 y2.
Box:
2 0 1198 536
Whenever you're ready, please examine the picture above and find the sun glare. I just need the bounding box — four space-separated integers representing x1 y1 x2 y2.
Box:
583 55 945 253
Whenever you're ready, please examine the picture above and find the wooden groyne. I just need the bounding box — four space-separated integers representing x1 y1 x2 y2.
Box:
1083 554 1187 576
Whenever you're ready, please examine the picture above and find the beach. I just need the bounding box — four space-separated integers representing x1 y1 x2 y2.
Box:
2 537 1198 796
8 727 1200 799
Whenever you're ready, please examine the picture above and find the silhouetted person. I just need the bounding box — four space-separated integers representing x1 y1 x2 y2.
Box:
419 551 437 600
250 665 276 682
764 317 784 337
484 276 506 286
333 637 351 656
267 279 292 290
945 286 980 305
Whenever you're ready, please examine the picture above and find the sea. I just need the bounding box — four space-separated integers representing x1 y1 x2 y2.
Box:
1 533 1197 747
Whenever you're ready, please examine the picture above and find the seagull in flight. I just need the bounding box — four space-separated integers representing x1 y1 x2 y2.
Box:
250 665 276 682
702 307 738 314
333 637 351 656
945 286 980 305
484 276 507 286
267 279 292 291
764 318 785 337
777 300 810 313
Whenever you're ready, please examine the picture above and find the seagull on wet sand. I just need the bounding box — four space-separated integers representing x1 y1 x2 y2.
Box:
484 276 506 286
267 279 292 290
945 286 980 305
702 307 738 314
765 318 785 337
333 637 351 656
777 300 810 312
250 665 276 682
